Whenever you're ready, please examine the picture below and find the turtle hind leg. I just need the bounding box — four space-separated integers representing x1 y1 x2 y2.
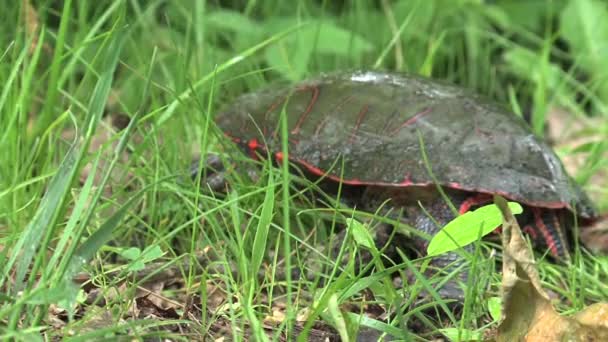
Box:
521 208 571 261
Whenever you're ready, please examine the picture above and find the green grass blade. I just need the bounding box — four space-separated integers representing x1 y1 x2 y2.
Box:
3 22 126 292
34 0 72 137
251 177 275 279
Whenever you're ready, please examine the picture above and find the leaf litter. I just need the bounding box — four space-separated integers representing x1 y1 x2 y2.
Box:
493 196 608 342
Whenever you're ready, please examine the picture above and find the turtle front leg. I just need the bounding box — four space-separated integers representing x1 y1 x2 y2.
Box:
409 197 474 303
191 153 260 192
191 153 229 192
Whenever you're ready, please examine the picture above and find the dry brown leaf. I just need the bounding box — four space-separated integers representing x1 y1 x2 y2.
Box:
206 280 229 313
264 308 286 325
495 196 608 341
136 281 185 312
297 307 312 322
576 303 608 328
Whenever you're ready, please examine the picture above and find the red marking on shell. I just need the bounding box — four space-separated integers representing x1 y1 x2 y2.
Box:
532 208 559 257
303 163 325 176
248 139 260 150
291 86 320 135
251 148 576 213
265 96 287 117
297 161 575 211
349 104 369 143
448 182 463 189
314 95 354 137
400 174 413 186
287 156 368 185
313 116 331 137
389 107 432 136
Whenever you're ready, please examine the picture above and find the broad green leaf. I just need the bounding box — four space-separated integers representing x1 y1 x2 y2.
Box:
118 246 164 272
264 39 311 81
263 19 372 80
263 18 373 56
309 21 373 56
206 9 262 36
119 247 141 260
426 202 523 257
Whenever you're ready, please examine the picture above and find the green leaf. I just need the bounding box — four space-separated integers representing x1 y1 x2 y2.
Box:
427 202 523 257
309 21 373 56
206 9 262 36
264 39 311 81
118 246 164 272
119 247 141 260
327 294 349 342
488 296 502 321
346 218 375 250
439 328 483 342
263 19 372 80
141 245 163 261
345 312 410 340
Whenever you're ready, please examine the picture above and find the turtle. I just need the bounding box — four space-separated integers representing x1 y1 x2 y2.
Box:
196 70 597 300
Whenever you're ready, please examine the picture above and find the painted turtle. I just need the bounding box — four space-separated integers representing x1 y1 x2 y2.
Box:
201 71 597 299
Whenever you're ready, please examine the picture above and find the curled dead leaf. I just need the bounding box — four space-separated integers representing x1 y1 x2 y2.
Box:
495 196 608 341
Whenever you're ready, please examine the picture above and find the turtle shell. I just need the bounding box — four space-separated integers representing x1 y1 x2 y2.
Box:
215 71 596 219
